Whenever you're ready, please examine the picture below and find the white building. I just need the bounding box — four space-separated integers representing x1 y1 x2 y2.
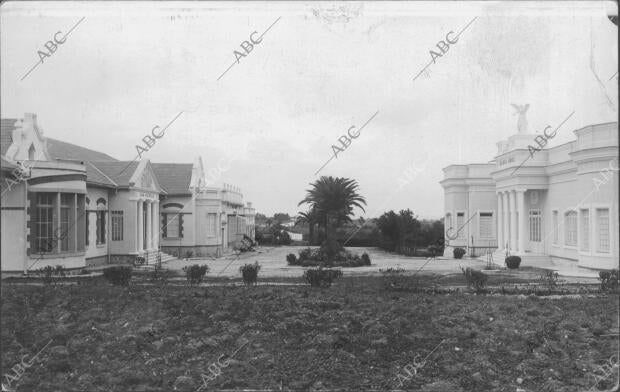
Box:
1 113 256 272
440 121 618 270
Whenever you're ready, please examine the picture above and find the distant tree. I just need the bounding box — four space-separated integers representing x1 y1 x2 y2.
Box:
255 213 268 225
377 209 421 253
295 208 320 245
273 213 292 224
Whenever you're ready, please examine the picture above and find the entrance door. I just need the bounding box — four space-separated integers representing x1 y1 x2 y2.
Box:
528 209 543 253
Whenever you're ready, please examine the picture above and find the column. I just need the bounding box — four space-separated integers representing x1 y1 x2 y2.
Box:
509 190 517 252
497 192 504 250
502 191 509 250
517 190 526 254
153 201 159 249
146 201 152 250
137 201 143 252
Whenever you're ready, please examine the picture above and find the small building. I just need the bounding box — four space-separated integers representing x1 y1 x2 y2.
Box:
1 113 256 273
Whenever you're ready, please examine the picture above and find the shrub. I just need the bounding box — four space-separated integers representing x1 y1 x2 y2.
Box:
103 266 133 286
236 235 256 252
38 265 65 285
286 253 298 265
428 245 443 257
461 267 487 292
274 231 292 245
303 267 343 288
599 269 619 291
240 262 261 285
538 270 560 291
298 248 313 262
183 264 209 285
184 250 194 260
453 247 466 259
361 253 371 266
505 255 522 269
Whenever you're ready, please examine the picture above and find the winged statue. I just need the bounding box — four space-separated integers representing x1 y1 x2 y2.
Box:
511 103 529 134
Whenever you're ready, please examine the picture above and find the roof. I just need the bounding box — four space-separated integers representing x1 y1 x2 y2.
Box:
1 156 19 173
152 163 193 194
88 161 140 187
1 118 18 156
47 137 118 162
84 161 118 188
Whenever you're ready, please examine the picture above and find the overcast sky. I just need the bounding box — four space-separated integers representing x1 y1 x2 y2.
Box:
1 1 617 218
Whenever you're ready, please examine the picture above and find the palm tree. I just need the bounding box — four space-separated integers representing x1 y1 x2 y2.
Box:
295 208 320 245
298 176 366 245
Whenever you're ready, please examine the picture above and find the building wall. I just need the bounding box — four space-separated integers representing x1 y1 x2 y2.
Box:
108 189 137 257
85 187 109 263
1 182 26 272
160 195 195 250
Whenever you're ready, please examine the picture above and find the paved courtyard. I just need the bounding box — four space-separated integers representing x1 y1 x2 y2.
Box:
162 246 600 282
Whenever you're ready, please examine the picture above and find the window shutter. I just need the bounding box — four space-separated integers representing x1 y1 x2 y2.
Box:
86 211 89 246
102 211 106 243
179 214 184 238
162 213 167 238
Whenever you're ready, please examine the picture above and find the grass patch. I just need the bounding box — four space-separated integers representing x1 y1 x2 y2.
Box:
1 276 617 391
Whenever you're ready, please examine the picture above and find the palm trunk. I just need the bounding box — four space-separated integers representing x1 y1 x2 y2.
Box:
309 223 315 245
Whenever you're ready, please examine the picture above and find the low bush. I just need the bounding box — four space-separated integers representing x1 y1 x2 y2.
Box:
599 269 619 291
293 245 369 267
453 248 466 259
183 264 209 285
298 247 313 261
303 267 343 288
538 270 560 291
235 235 256 252
461 267 488 292
240 262 261 285
38 265 66 285
286 253 298 265
184 250 194 260
505 255 522 269
103 266 133 286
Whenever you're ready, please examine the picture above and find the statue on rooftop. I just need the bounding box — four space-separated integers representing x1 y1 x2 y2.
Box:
511 103 529 134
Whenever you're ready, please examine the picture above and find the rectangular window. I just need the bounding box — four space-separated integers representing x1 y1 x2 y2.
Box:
445 213 452 229
207 213 217 237
564 211 577 247
580 209 589 252
32 192 83 254
552 211 559 244
456 212 465 239
529 210 541 242
111 211 124 241
96 211 106 245
34 193 55 253
479 212 493 238
60 194 72 251
596 208 610 253
166 214 180 238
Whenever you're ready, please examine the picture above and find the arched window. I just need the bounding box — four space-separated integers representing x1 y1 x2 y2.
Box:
28 144 35 160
